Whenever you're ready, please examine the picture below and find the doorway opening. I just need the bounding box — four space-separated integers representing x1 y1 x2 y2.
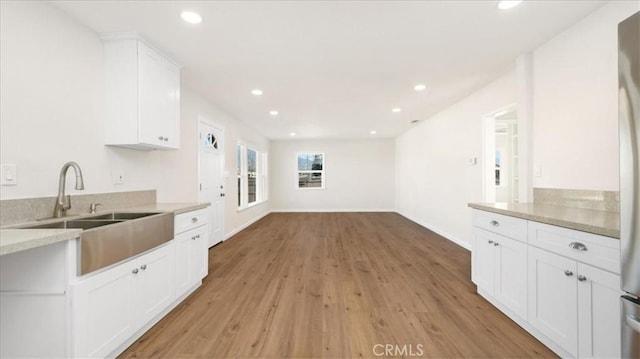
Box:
483 105 519 203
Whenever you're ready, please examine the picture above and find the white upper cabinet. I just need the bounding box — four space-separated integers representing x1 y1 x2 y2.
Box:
103 34 181 150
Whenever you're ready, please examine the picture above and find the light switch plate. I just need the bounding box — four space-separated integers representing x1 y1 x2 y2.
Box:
1 164 17 186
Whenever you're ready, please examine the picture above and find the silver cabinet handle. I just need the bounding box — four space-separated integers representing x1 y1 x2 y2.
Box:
564 270 574 277
568 242 588 251
191 217 198 223
191 236 196 240
577 275 587 282
132 268 139 274
164 137 168 142
140 264 147 271
490 220 500 227
158 136 164 140
488 240 494 244
493 242 499 246
220 193 226 197
196 234 200 239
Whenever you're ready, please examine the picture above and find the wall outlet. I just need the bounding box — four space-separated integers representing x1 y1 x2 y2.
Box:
1 164 17 186
468 157 478 165
112 170 125 185
534 164 542 177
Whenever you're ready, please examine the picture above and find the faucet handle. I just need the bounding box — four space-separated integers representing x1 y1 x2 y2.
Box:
63 195 72 211
89 203 102 214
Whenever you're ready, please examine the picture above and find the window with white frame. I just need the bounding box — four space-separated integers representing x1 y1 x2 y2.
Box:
237 142 268 209
297 153 324 189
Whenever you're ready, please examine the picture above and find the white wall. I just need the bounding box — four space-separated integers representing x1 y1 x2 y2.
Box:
532 1 639 191
270 139 395 211
395 71 517 249
0 1 270 237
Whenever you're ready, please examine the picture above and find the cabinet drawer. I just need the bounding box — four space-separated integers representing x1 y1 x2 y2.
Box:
472 209 527 243
174 208 208 235
528 221 620 274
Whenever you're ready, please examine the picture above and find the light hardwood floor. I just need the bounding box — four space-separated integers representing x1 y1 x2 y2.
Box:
120 212 556 358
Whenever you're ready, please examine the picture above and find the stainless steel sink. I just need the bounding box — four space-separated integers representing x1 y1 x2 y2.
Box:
85 212 161 220
17 211 174 275
23 219 123 230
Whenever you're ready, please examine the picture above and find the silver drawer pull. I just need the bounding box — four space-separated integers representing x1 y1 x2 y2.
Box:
626 315 640 333
493 242 499 247
564 270 574 277
490 220 500 227
132 268 139 274
140 264 147 271
568 242 588 251
488 240 494 244
191 217 198 223
577 275 587 282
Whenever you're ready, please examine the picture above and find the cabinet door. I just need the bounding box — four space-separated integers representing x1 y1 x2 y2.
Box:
528 247 578 358
161 58 180 149
137 243 175 326
191 225 208 282
137 41 165 147
72 263 137 358
473 228 496 295
174 230 193 296
577 263 621 359
494 235 528 320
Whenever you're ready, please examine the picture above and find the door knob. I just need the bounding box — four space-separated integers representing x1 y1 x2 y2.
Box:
564 270 574 277
140 264 147 271
132 268 139 274
220 193 226 197
577 275 587 282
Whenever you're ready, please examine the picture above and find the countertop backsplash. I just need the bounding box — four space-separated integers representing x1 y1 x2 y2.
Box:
533 188 620 213
0 190 156 226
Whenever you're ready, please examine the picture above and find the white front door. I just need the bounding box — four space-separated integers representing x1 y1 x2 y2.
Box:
198 118 225 247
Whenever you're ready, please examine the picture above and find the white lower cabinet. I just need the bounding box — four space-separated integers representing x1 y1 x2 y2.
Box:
528 247 621 359
72 243 174 358
576 263 621 359
473 228 527 319
528 246 579 357
175 225 208 295
472 209 621 359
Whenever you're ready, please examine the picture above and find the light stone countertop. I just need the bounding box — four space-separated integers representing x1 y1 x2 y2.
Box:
0 202 210 257
468 202 620 239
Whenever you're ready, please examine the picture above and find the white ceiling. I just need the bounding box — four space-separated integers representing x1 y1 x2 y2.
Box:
54 0 605 140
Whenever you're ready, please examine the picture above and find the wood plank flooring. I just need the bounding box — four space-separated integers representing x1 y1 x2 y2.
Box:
120 212 556 358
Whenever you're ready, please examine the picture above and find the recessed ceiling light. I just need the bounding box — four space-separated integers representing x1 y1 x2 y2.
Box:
181 11 202 24
414 84 427 92
289 132 296 136
392 107 402 113
498 1 522 10
251 89 263 96
370 130 377 135
269 110 279 116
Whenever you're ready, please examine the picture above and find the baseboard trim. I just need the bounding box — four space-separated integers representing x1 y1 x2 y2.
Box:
224 211 271 240
396 210 472 251
270 208 395 213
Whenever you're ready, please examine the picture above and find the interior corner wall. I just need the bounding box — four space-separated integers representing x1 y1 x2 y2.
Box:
270 139 395 212
532 1 639 191
0 1 270 238
395 71 517 249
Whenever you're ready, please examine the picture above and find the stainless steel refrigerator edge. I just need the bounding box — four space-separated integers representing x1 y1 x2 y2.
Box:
619 10 640 359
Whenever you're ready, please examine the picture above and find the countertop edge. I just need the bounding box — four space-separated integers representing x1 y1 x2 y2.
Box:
468 203 620 239
0 229 81 256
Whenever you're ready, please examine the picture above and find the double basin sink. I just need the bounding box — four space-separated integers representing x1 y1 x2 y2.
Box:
19 212 174 275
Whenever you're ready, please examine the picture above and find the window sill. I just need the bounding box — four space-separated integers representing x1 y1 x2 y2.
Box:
237 199 268 212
